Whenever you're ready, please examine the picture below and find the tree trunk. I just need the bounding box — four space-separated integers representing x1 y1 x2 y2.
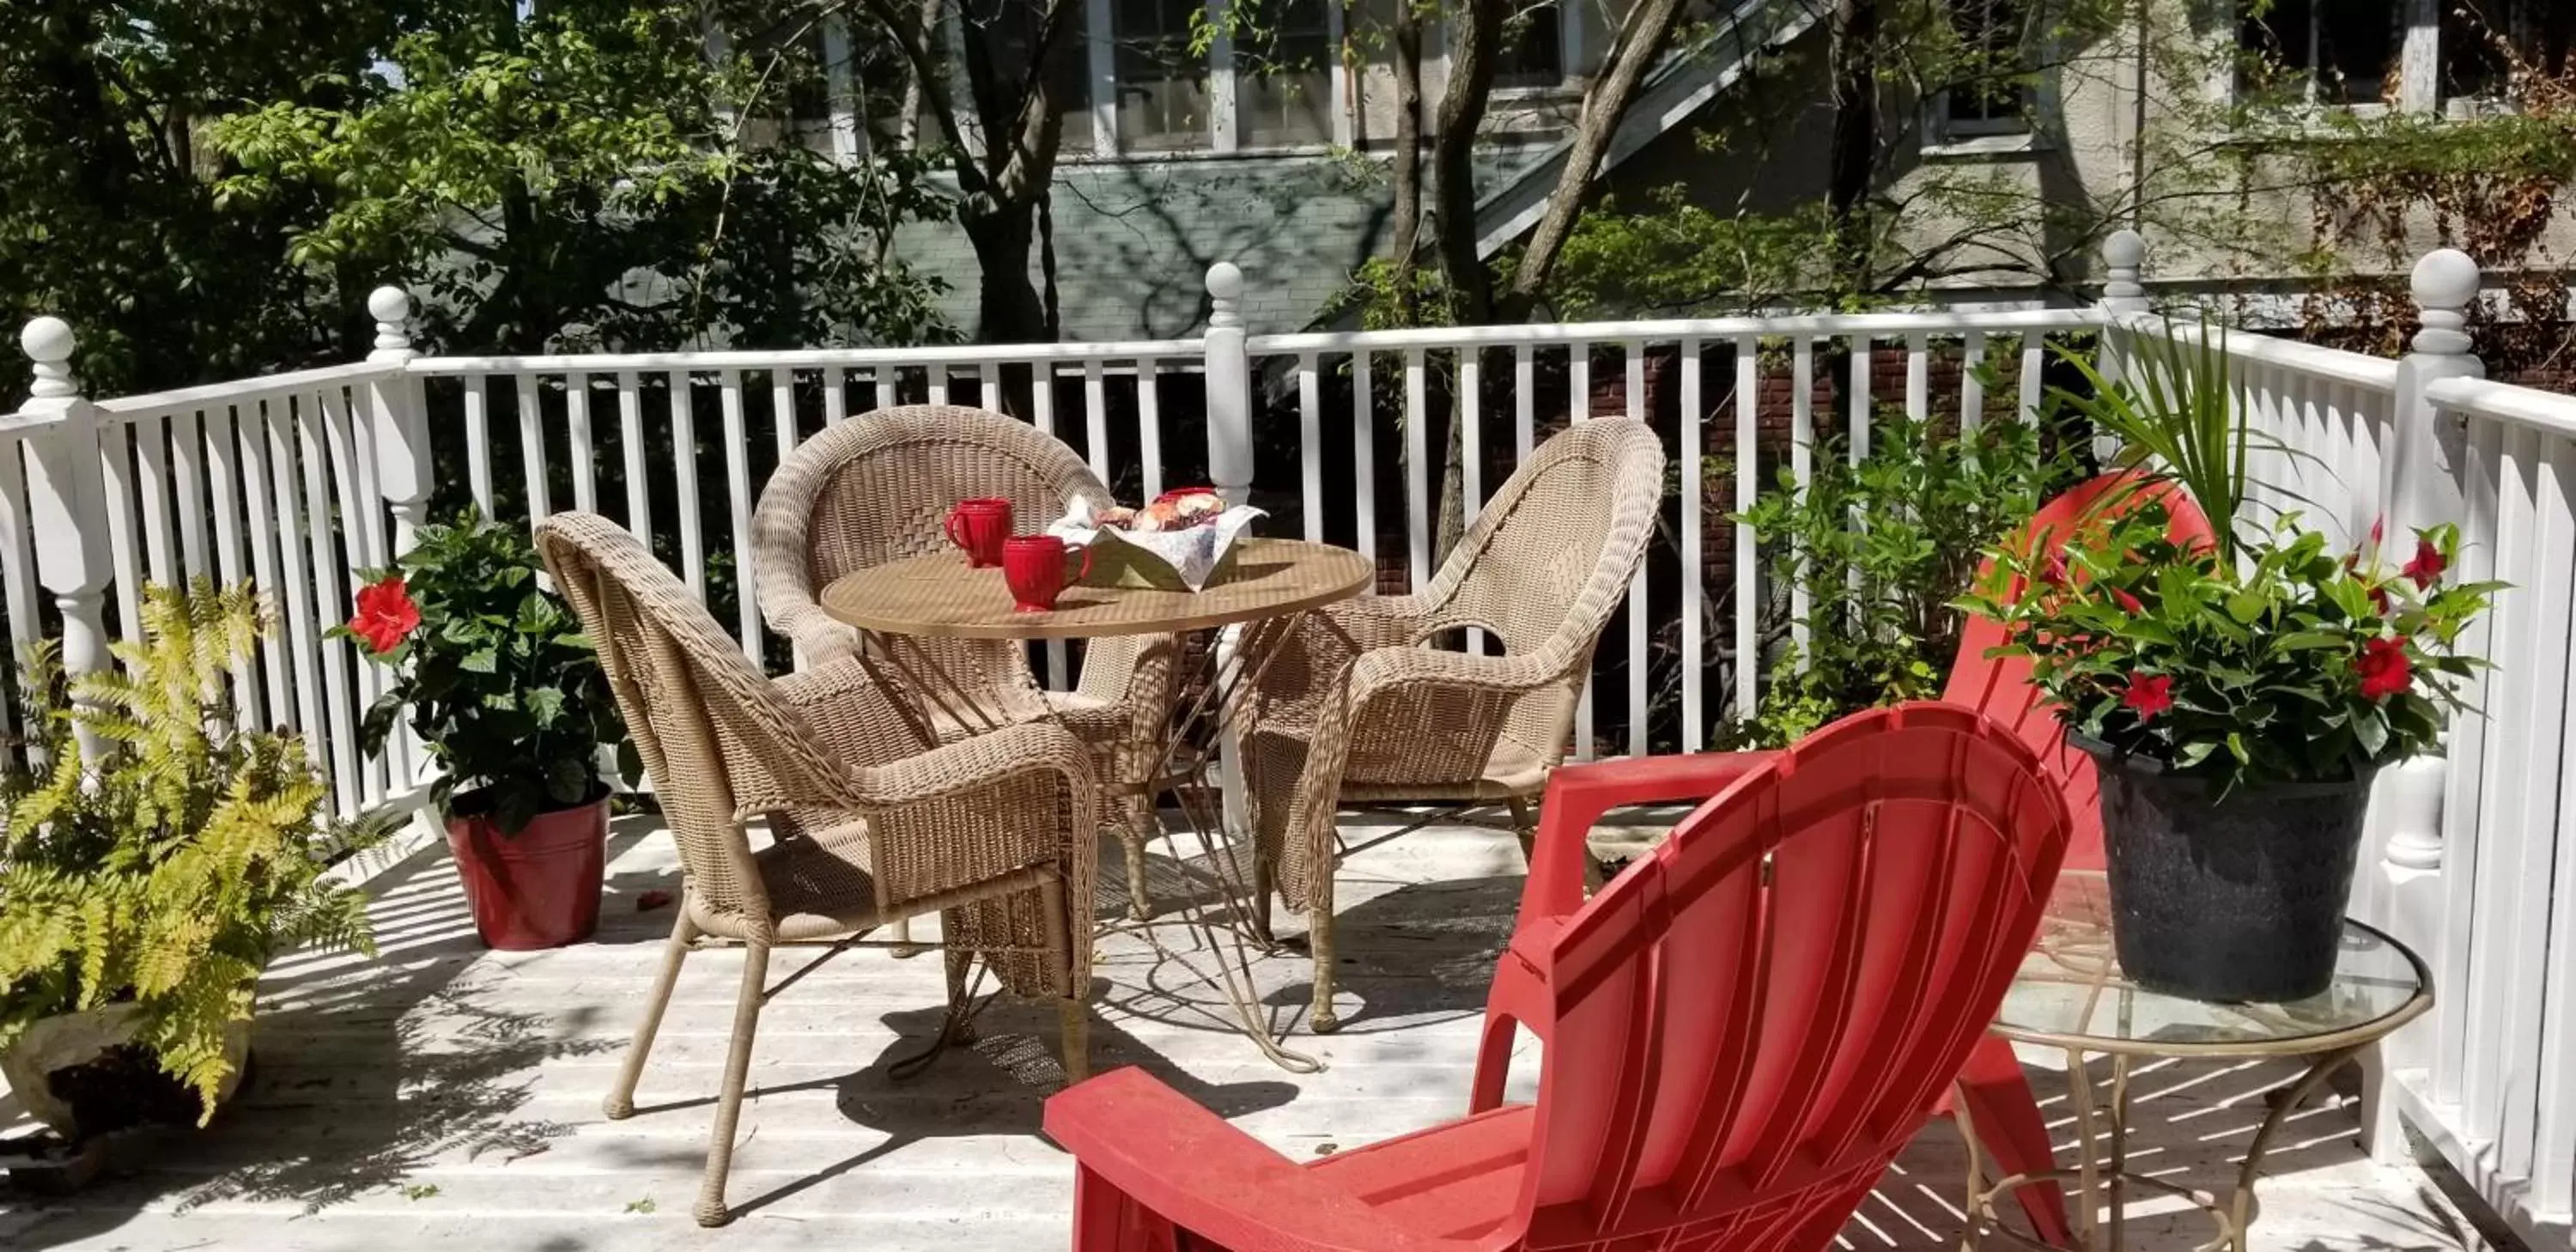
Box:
1388 0 1426 311
1494 0 1695 322
1826 0 1882 290
1427 0 1504 563
963 204 1050 344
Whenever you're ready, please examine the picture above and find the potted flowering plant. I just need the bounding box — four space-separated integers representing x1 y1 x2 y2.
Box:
343 512 633 950
1965 327 2495 1002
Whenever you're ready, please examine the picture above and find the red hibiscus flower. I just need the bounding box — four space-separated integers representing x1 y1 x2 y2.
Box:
348 577 421 655
2111 587 2145 614
2357 635 2414 700
2121 672 2173 720
2403 537 2446 590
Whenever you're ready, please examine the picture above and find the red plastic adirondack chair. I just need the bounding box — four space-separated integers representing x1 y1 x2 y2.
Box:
1045 702 2075 1252
1476 471 2213 1248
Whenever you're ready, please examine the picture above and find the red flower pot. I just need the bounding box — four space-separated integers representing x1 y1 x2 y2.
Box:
445 796 608 950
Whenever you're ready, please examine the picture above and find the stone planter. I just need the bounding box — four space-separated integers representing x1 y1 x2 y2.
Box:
0 1004 250 1140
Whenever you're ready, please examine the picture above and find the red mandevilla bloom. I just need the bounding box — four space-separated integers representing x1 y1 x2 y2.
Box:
2111 587 2145 614
2357 635 2414 700
2121 672 2173 720
2039 551 2069 587
2368 584 2392 616
2403 537 2446 590
349 577 421 655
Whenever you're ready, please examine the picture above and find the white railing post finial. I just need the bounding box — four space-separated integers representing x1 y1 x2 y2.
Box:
2101 228 2149 315
16 317 112 763
364 286 434 556
1203 263 1253 507
368 285 416 362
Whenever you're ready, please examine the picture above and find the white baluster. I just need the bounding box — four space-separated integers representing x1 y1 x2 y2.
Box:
1296 352 1322 541
16 317 112 763
1403 349 1427 593
1677 341 1703 750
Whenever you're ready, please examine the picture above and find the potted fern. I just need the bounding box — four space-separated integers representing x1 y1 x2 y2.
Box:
345 512 631 950
0 582 390 1146
1967 326 2495 1002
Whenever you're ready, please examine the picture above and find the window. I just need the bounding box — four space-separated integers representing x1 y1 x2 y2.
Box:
2440 0 2576 104
2239 0 2402 107
1235 0 1333 147
1943 0 2034 133
1114 0 1211 149
1497 1 1568 90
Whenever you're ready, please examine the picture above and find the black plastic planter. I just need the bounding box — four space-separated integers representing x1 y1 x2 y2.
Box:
2075 738 2374 1003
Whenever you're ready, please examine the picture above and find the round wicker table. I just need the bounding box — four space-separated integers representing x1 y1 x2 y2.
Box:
821 538 1373 640
1962 871 2433 1252
821 538 1374 1072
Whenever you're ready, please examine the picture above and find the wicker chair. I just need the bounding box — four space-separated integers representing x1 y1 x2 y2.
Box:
534 512 1099 1228
751 405 1179 919
1243 417 1664 1033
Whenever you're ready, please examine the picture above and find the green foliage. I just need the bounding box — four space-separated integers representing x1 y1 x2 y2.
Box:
345 512 631 833
1728 404 2083 747
0 581 393 1119
0 3 954 403
210 5 956 354
1552 192 1857 318
2049 324 2265 565
1968 325 2496 789
0 1 402 398
1966 510 2494 790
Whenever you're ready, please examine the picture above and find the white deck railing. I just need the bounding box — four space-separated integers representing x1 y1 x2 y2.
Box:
3 235 2568 1252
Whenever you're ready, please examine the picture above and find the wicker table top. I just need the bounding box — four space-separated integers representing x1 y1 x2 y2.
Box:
820 538 1374 640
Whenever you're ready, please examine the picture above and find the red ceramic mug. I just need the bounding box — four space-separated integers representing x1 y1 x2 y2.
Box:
944 497 1013 568
1002 535 1092 612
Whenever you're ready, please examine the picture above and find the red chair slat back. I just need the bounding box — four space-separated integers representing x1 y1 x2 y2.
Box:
1518 703 2075 1252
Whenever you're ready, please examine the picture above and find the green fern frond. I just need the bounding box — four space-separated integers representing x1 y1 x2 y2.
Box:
0 580 386 1112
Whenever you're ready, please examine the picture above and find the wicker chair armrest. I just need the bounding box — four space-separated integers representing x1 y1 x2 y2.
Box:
1320 593 1431 648
853 720 1098 813
770 600 861 666
1344 643 1569 709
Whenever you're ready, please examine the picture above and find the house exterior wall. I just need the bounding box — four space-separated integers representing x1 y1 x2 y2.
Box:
896 0 2573 340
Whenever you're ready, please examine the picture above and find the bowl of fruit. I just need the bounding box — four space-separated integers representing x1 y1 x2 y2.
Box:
1048 488 1265 591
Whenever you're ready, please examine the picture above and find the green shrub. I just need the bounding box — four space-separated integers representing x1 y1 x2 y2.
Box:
1728 409 2083 747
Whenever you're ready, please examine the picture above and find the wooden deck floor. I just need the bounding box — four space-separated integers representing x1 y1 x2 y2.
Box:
1 809 2498 1251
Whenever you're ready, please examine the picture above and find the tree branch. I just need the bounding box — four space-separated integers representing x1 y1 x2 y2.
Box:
1499 0 1695 319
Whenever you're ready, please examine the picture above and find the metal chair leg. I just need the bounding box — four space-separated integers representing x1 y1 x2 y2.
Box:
694 939 769 1228
605 908 696 1120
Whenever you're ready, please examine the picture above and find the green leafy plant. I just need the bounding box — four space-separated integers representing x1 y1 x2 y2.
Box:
343 511 630 833
1728 405 2083 747
1965 327 2498 789
0 581 392 1120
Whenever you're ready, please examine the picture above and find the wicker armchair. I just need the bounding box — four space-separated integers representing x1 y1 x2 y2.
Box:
751 405 1178 919
1243 418 1664 1033
534 512 1099 1228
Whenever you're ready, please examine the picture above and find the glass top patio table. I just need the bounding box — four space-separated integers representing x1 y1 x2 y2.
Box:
1992 871 2433 1054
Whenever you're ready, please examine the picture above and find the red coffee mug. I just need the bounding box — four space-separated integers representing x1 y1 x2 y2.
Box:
1002 535 1092 613
944 497 1013 568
